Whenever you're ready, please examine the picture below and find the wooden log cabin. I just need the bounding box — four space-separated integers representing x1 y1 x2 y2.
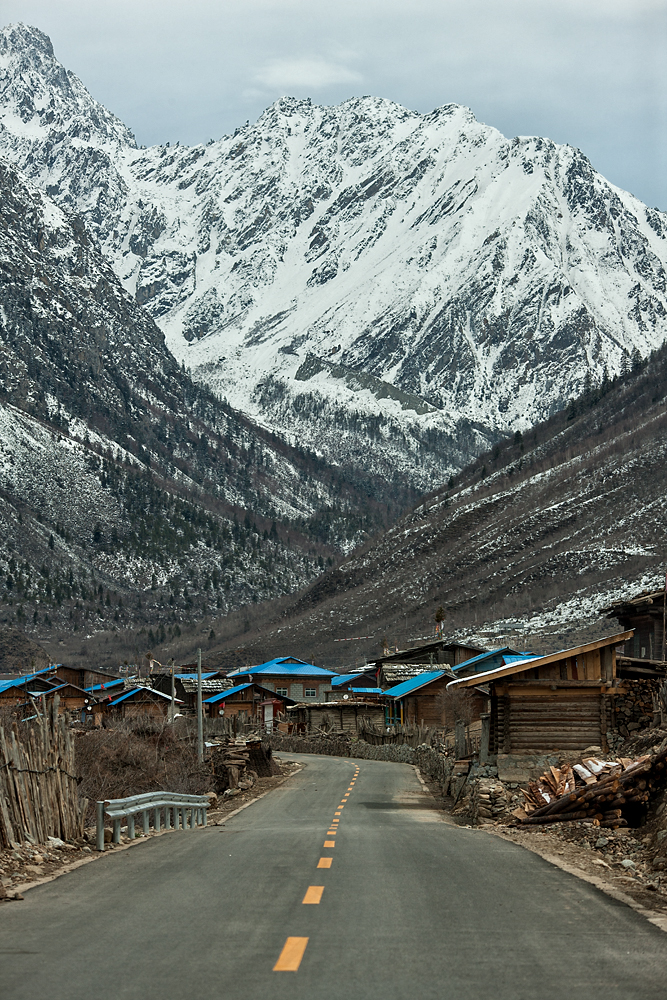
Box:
384 670 454 728
606 589 667 676
446 631 634 754
373 640 484 688
287 700 386 734
204 682 295 724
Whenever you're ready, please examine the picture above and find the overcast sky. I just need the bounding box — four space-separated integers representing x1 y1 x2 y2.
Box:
3 0 667 208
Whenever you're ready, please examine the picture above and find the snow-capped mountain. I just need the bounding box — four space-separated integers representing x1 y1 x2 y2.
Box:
3 23 667 491
0 151 423 646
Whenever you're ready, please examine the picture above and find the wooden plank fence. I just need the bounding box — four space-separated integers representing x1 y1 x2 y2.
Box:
0 696 86 848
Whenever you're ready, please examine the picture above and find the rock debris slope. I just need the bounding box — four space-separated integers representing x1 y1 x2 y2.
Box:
3 23 667 488
212 351 667 667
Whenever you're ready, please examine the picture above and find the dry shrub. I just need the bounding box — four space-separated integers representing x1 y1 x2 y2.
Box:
75 716 212 819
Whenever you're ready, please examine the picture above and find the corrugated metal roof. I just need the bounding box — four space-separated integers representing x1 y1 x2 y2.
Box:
234 659 336 678
175 672 219 680
452 647 535 673
109 687 183 706
204 683 252 704
347 687 384 694
331 673 377 687
85 678 126 693
384 670 447 699
0 668 56 693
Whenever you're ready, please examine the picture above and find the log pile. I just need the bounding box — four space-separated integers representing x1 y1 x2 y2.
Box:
209 737 279 792
0 696 86 847
515 746 667 829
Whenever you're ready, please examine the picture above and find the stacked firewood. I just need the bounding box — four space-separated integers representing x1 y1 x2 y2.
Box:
209 740 253 792
516 747 667 829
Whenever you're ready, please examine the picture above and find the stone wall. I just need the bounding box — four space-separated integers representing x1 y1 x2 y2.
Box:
612 680 659 739
264 734 453 788
469 777 510 825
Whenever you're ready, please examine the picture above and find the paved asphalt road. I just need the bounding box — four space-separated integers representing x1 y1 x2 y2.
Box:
2 753 667 1000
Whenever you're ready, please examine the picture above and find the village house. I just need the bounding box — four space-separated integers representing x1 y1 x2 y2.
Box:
373 639 485 688
204 682 294 729
151 669 232 713
445 631 636 780
230 657 337 702
326 673 384 701
105 686 183 719
383 670 454 728
287 699 386 735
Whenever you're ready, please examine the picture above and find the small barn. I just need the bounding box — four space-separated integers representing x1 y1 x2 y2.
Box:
446 631 634 757
287 700 386 735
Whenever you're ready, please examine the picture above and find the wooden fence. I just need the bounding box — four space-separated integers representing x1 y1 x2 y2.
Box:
0 697 86 848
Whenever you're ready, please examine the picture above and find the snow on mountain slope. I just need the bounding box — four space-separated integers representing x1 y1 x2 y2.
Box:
3 23 667 490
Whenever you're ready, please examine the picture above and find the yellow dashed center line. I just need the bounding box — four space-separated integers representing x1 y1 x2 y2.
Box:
274 937 309 971
302 886 324 904
323 840 335 848
334 811 341 816
317 857 333 869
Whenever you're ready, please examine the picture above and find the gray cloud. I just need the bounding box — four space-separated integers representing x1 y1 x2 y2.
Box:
2 0 667 207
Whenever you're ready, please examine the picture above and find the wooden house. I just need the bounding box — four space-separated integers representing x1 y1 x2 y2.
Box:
229 657 337 702
0 668 59 707
152 670 231 713
446 631 634 754
384 670 454 728
204 682 295 727
605 590 667 674
373 640 484 688
106 686 183 718
287 700 386 735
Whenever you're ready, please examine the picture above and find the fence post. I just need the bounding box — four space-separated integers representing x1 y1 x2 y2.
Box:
155 807 161 832
143 809 150 835
479 713 491 764
455 720 466 760
128 814 135 839
96 801 105 852
112 817 121 844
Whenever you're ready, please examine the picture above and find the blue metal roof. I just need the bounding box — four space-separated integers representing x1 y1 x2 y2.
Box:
234 658 336 678
205 682 295 705
452 647 535 674
204 683 252 704
0 668 56 693
109 687 181 706
347 687 384 695
331 673 377 687
384 670 447 699
175 672 219 680
85 678 126 693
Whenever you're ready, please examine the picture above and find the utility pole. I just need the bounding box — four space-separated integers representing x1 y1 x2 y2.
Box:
169 658 175 723
663 569 666 664
197 647 204 763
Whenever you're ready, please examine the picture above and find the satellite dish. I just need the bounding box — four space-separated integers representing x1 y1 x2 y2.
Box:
343 694 349 700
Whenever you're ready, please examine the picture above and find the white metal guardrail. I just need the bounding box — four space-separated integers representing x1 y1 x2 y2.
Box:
96 791 209 851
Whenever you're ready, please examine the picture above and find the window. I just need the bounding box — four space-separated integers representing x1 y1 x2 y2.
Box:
276 687 288 696
305 687 316 698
